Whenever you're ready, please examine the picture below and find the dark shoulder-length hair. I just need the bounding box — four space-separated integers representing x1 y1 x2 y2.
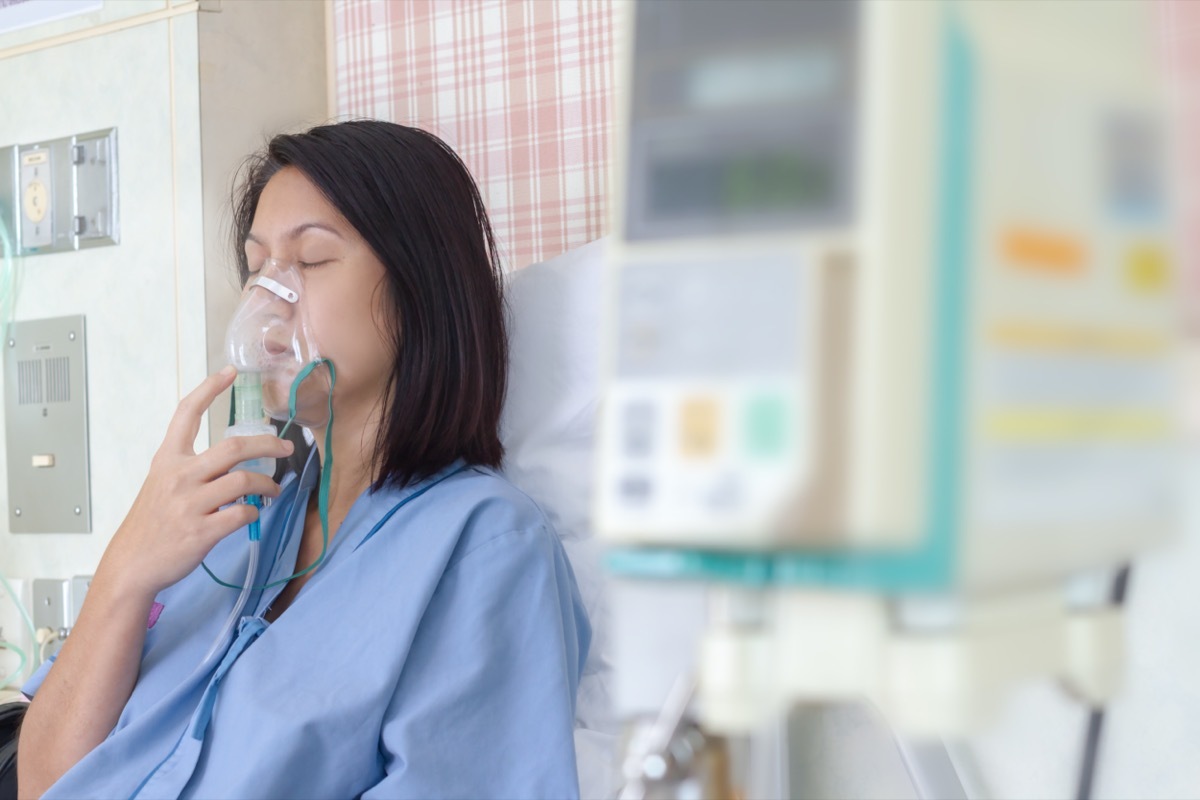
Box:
231 120 507 490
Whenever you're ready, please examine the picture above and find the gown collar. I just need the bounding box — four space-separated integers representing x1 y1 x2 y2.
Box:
257 451 470 611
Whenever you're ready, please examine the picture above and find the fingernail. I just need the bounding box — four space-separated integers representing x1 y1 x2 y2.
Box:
221 365 236 377
283 440 295 453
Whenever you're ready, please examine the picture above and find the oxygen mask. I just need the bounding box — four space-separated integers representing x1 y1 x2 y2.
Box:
204 258 340 599
225 258 333 428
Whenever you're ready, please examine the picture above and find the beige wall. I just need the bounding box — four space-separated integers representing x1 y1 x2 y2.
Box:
0 10 206 584
197 0 329 440
0 0 325 590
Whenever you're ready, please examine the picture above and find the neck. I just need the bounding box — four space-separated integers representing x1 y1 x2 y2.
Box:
306 398 383 514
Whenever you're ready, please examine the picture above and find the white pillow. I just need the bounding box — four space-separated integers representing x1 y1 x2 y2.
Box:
500 237 619 799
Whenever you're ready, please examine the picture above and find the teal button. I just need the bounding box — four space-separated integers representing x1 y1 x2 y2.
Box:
745 393 788 458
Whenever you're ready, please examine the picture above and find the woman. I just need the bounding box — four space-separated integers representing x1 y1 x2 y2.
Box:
18 121 590 798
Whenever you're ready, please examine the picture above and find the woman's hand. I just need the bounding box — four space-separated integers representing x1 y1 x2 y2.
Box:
95 366 294 600
18 366 292 798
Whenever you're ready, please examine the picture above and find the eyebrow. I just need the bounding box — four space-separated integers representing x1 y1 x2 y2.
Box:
245 222 345 246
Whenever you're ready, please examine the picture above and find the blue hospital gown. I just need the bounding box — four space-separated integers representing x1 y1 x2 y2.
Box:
24 452 591 798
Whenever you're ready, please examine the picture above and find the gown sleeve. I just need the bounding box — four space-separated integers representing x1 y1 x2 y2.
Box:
20 655 54 699
361 523 591 800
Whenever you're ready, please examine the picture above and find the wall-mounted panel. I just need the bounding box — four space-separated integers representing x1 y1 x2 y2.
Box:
11 128 119 255
4 315 90 534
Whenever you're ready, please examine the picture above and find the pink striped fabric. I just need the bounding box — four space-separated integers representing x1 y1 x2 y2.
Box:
332 0 617 271
1160 0 1199 327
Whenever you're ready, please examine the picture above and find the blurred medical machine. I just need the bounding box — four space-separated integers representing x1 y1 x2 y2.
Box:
597 0 1178 795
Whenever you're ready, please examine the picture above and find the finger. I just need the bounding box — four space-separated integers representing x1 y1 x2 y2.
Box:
203 503 261 542
164 367 238 453
196 470 283 513
195 435 294 481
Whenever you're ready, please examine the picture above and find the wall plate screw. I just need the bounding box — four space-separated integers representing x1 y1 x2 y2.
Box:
74 507 81 515
68 332 76 341
13 509 20 517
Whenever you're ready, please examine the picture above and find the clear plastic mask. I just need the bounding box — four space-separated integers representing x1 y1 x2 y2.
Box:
225 258 333 427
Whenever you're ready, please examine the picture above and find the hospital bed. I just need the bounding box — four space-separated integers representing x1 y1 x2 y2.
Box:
501 236 619 799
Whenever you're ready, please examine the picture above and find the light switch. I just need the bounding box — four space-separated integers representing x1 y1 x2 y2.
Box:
31 454 55 468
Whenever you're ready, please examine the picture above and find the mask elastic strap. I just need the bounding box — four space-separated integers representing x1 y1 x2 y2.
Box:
264 358 336 587
203 358 337 592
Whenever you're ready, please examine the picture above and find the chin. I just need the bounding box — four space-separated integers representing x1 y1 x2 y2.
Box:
260 382 289 419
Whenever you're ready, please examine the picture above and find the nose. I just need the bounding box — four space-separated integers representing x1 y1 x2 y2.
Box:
258 257 286 280
248 258 300 305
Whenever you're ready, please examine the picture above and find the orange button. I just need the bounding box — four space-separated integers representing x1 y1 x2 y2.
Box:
1002 228 1087 276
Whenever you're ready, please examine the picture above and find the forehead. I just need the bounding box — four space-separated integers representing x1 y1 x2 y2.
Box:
248 166 350 240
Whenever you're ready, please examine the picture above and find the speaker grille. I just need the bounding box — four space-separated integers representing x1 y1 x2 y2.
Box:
46 357 70 403
18 360 43 405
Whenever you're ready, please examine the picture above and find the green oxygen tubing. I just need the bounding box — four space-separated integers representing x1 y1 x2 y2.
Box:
200 359 335 666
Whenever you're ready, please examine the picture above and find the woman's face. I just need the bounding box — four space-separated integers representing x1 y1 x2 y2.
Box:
243 166 393 427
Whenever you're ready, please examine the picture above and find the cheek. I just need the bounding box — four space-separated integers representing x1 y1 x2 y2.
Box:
371 287 396 355
311 289 393 378
305 282 362 353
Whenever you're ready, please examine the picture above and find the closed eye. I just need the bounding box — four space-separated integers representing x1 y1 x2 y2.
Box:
298 260 331 269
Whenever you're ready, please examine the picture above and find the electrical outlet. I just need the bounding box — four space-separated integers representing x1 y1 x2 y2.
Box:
70 575 92 628
31 579 71 664
0 578 34 687
32 579 70 631
32 582 70 633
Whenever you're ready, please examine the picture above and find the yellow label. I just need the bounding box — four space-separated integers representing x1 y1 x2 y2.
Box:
680 397 720 458
983 410 1171 442
20 150 48 167
990 322 1168 356
1126 243 1169 293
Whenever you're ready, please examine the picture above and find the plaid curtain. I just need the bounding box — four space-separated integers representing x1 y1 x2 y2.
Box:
333 0 617 271
1159 0 1200 329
